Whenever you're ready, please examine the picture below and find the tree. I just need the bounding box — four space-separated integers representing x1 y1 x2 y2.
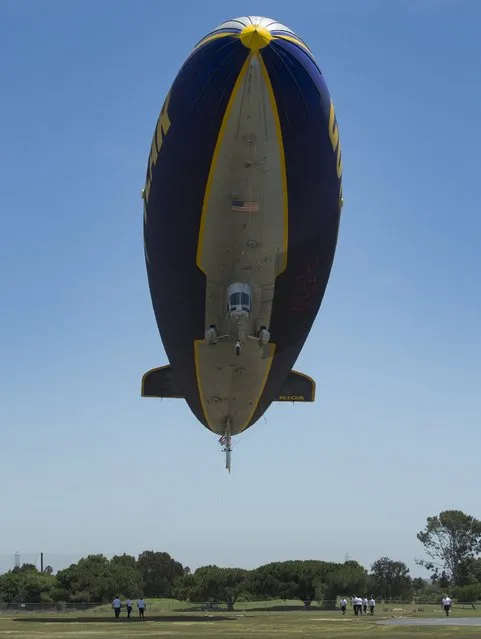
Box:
55 554 142 602
109 555 144 598
250 560 332 605
111 554 137 570
187 566 250 608
416 510 481 586
411 577 427 597
323 560 368 607
458 557 481 585
171 572 196 601
370 557 412 600
56 555 112 602
136 551 184 597
16 571 57 603
12 563 37 573
0 567 56 603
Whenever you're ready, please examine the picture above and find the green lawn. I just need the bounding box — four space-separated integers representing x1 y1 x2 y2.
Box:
1 602 481 638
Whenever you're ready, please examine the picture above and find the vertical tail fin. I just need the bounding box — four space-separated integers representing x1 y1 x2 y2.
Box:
273 370 316 402
141 365 184 398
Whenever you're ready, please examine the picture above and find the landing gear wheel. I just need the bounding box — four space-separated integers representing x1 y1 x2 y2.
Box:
205 325 218 344
235 340 241 356
259 326 270 345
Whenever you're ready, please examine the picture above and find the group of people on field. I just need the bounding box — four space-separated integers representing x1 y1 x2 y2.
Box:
112 596 146 619
339 595 453 617
339 596 375 615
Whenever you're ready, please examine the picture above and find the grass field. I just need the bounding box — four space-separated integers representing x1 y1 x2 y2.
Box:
2 600 481 638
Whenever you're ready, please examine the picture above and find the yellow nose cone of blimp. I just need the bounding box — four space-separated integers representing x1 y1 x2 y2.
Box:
240 24 272 51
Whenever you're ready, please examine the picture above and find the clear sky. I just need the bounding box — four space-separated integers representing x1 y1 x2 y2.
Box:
1 0 480 579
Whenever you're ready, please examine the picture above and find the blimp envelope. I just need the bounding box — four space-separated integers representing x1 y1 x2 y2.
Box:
141 16 343 438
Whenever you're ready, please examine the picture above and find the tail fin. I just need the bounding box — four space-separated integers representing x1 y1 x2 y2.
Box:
141 365 185 399
141 366 315 402
273 370 316 402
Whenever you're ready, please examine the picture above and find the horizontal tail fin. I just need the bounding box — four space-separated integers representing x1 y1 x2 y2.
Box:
141 366 315 402
273 369 316 402
141 365 185 399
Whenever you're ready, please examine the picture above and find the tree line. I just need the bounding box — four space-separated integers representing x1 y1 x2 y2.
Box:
1 509 480 606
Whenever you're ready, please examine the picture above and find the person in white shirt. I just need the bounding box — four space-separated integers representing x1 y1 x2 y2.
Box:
137 598 146 619
353 596 362 615
369 597 375 615
125 598 132 618
363 597 368 615
442 596 452 616
357 596 364 615
351 596 357 615
112 596 122 618
340 598 347 615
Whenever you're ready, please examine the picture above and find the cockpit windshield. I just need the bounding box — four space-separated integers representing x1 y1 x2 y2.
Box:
228 291 251 312
229 293 241 307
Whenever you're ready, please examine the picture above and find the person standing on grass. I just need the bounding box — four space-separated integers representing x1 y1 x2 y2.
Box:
363 597 368 615
126 598 132 618
357 596 363 615
352 596 357 615
442 595 452 616
340 598 347 615
369 597 375 615
112 596 122 618
351 596 357 615
137 598 146 619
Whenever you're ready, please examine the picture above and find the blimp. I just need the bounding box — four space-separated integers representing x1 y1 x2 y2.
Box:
141 16 343 471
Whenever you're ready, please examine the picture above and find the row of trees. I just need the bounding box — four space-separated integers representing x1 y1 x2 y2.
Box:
1 509 480 605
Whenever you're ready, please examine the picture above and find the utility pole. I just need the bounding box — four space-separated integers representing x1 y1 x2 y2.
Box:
40 553 44 572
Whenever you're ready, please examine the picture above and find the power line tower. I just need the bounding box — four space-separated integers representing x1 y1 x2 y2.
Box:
14 551 20 569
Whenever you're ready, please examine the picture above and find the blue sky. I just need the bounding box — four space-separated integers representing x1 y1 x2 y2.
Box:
1 0 480 580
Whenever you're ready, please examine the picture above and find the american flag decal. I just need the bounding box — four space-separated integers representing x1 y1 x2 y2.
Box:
231 199 260 212
219 435 226 445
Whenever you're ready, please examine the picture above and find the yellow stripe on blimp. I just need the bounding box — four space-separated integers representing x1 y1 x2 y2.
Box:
193 339 210 428
193 339 277 433
195 50 288 275
273 34 312 55
194 51 284 432
192 29 311 57
195 53 252 273
193 31 240 52
328 99 343 210
258 54 288 275
236 56 285 430
194 54 252 430
238 342 276 433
